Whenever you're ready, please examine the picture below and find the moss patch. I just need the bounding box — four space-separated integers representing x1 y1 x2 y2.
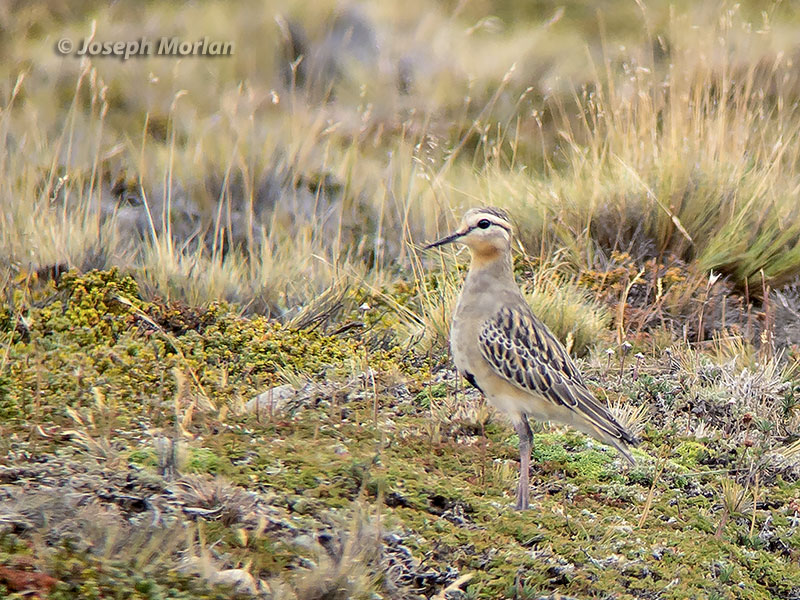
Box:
2 269 800 598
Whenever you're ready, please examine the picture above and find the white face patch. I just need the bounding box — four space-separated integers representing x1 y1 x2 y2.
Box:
462 208 512 233
459 213 512 254
461 210 512 242
425 207 512 251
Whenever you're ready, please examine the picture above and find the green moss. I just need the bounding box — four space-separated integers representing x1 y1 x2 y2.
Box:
672 440 711 468
0 533 247 600
530 433 571 464
34 268 146 346
527 432 617 481
4 269 800 599
0 269 411 426
186 448 224 475
414 382 448 408
127 448 158 468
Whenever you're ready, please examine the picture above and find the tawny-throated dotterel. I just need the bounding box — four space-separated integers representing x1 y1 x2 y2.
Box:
426 207 637 510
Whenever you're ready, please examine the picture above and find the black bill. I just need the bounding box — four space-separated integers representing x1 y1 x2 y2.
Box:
424 231 465 249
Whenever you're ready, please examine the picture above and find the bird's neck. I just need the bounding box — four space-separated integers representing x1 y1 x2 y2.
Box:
458 250 517 316
468 248 513 278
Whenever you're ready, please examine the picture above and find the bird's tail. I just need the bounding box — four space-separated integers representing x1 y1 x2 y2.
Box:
572 385 639 465
605 434 636 466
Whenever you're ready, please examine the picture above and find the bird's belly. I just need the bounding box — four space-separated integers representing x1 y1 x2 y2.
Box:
478 368 531 417
467 359 578 425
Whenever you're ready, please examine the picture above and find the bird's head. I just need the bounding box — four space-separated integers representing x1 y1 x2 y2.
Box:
425 207 513 260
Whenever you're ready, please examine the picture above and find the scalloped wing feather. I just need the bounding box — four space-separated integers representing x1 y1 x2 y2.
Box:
478 305 637 458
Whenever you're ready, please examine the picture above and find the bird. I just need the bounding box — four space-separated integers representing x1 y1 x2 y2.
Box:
425 207 637 510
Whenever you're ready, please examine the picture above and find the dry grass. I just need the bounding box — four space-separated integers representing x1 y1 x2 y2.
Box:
524 265 611 356
4 15 800 596
2 1 800 330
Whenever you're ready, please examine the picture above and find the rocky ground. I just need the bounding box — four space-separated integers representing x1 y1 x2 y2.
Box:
1 269 800 599
4 2 800 598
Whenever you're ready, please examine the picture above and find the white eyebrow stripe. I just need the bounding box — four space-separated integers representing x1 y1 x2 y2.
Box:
472 216 511 232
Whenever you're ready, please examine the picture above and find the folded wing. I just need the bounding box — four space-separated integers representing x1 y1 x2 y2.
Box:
478 305 637 458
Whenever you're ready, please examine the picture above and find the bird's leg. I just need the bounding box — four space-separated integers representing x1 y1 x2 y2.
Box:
514 415 533 510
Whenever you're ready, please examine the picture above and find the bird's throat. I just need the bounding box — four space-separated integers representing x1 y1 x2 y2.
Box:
469 247 511 273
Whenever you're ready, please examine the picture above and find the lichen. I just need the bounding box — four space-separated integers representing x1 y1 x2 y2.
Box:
2 269 800 599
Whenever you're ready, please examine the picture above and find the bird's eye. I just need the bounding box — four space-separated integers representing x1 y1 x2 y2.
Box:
477 219 491 229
